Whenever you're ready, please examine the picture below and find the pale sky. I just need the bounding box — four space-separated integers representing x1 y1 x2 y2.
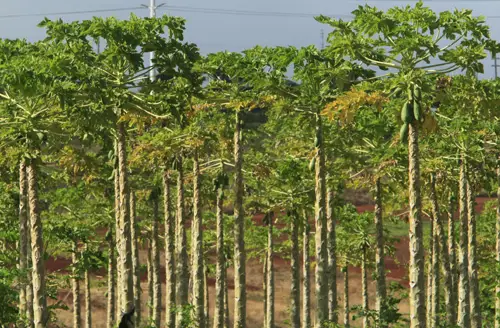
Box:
2 0 500 78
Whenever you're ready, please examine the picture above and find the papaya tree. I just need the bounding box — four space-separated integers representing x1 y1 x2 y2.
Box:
318 3 500 325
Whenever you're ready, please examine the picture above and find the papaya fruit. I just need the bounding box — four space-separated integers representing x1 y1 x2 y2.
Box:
309 157 316 171
407 86 413 101
314 136 320 148
413 100 422 121
401 102 413 124
400 123 409 142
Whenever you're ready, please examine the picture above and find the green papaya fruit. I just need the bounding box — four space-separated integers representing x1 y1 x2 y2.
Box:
400 123 409 142
309 157 316 171
413 100 422 121
401 102 413 124
314 136 320 148
407 86 413 101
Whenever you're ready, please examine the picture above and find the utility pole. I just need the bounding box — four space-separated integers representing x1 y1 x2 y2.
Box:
142 0 165 81
320 29 325 50
494 56 498 79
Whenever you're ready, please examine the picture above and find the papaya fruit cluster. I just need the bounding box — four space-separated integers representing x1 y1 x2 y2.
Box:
399 84 422 142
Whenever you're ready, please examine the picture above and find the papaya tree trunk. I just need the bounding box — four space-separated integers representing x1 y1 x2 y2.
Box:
374 178 386 325
290 210 301 328
343 266 349 328
114 160 121 322
314 115 328 328
85 254 91 328
496 159 500 328
72 242 81 328
266 213 274 328
147 236 153 321
430 174 455 325
224 260 230 328
431 206 440 328
26 231 34 328
152 196 161 327
458 156 471 328
407 122 425 327
176 156 189 326
263 256 267 326
214 187 225 328
19 160 29 320
426 217 433 328
327 188 337 324
117 122 133 315
27 159 48 328
192 151 205 328
467 178 481 328
204 265 209 327
361 246 368 328
303 212 311 328
448 193 457 318
163 170 176 328
233 111 246 328
130 192 141 326
106 226 116 328
26 228 34 328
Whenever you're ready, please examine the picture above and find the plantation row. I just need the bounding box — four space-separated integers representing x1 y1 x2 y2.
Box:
1 1 500 328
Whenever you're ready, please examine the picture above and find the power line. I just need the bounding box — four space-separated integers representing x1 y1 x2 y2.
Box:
0 7 143 20
159 5 353 19
1 4 500 21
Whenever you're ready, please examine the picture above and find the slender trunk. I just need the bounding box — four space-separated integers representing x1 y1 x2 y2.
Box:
327 188 337 323
431 207 440 328
152 196 161 327
343 266 349 328
19 161 28 321
361 247 368 328
448 194 458 319
266 214 274 328
215 187 225 328
303 213 311 328
130 192 141 326
26 231 35 328
205 265 210 327
314 115 328 328
114 160 121 321
263 256 267 326
72 242 81 328
106 226 116 328
407 122 425 327
147 236 153 321
27 159 48 328
26 227 34 328
290 211 301 328
163 171 176 328
467 178 481 328
192 152 205 328
175 156 189 327
458 156 471 327
430 174 455 325
224 260 230 328
233 111 246 328
117 122 133 315
426 218 433 328
374 178 387 325
85 255 91 328
496 158 500 328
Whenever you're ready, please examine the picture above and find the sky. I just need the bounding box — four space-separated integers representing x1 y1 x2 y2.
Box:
2 0 500 78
